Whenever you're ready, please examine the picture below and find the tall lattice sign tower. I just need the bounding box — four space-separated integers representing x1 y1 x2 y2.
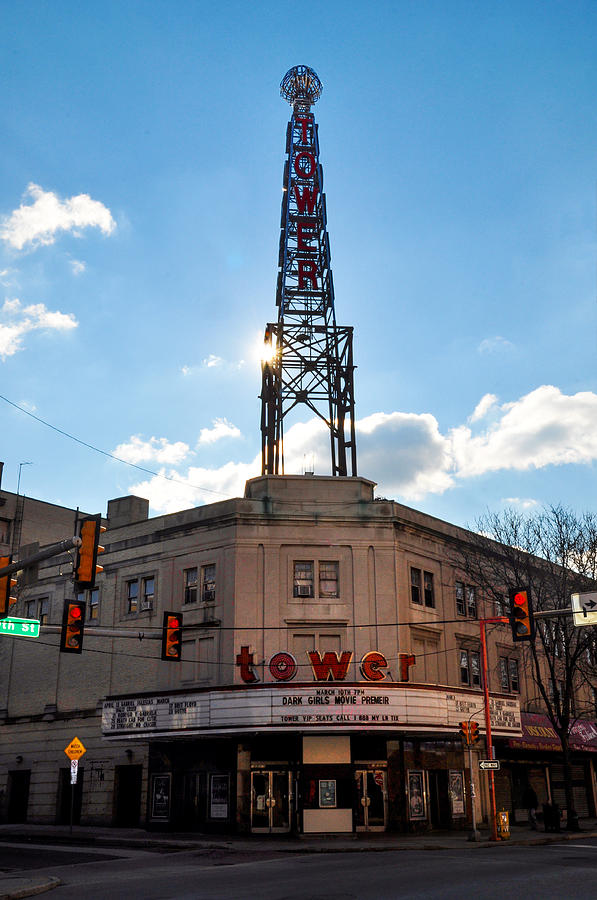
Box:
260 65 357 477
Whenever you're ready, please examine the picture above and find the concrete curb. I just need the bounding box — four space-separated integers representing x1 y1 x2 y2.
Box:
0 875 60 900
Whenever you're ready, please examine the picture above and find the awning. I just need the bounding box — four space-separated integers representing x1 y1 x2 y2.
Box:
507 713 597 753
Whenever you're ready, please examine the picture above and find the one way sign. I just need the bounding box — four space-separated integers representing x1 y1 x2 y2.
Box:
571 592 597 628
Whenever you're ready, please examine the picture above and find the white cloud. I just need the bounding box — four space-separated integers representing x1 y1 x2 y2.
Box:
502 497 539 510
478 335 514 354
1 183 115 250
0 298 77 360
181 356 246 377
113 435 191 465
120 385 597 514
452 386 597 478
469 393 498 423
70 259 86 275
198 418 242 445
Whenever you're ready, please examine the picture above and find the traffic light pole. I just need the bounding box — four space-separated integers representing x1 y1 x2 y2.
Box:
0 537 82 579
480 616 509 841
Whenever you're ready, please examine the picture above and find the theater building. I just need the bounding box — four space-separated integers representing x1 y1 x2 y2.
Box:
3 473 594 833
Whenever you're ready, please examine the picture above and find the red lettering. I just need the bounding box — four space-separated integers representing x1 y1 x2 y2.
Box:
298 260 318 289
294 151 315 179
360 651 388 682
297 220 315 251
293 184 318 215
398 653 416 682
295 115 311 144
269 651 297 682
236 645 258 683
308 650 352 681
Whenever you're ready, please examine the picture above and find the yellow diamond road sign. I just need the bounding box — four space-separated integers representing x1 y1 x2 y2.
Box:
64 737 86 760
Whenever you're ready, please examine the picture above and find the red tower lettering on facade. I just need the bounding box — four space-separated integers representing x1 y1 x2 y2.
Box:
260 65 357 477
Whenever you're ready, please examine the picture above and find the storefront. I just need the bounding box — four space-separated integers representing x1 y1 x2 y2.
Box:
495 713 597 822
102 682 521 834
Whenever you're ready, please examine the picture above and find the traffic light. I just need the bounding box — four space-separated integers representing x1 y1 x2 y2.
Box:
74 515 106 589
459 721 470 744
509 588 534 642
0 556 17 619
161 611 183 661
470 721 480 744
60 599 86 654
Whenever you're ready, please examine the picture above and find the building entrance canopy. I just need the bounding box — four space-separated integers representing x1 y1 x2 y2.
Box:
102 683 521 740
507 713 597 753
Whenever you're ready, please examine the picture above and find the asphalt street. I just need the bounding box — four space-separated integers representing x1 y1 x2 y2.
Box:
1 837 596 899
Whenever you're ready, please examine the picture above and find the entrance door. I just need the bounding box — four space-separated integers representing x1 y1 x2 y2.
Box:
7 770 31 824
428 770 451 827
355 769 387 831
250 770 292 833
114 765 142 826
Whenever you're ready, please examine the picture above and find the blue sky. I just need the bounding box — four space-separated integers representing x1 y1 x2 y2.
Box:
1 0 596 530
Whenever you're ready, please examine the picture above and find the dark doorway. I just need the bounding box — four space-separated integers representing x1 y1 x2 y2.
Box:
57 767 84 825
114 765 143 826
428 770 451 827
7 770 31 823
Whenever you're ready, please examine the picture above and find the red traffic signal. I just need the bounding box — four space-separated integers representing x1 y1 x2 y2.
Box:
470 721 480 744
74 515 106 589
0 556 18 619
60 599 86 654
161 611 183 661
459 721 470 744
509 588 534 642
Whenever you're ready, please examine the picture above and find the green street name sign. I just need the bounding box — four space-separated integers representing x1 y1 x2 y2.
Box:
0 617 40 638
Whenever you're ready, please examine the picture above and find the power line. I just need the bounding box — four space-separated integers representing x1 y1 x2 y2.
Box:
0 393 227 497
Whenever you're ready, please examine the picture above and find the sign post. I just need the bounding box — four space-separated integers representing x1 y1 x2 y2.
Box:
64 738 86 834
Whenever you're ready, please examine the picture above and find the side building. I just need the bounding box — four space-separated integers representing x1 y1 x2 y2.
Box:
0 475 595 832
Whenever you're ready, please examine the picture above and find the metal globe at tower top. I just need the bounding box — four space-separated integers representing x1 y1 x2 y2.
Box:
280 65 323 111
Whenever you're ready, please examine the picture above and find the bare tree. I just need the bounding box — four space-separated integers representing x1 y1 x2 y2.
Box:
459 504 597 831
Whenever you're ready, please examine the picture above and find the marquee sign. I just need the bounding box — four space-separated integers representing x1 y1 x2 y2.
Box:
102 684 521 739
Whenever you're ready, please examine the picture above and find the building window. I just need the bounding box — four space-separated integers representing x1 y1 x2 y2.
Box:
127 580 138 614
411 568 422 605
25 599 37 619
591 687 597 718
36 598 49 624
466 586 477 618
201 564 216 602
142 577 154 610
495 595 507 617
319 561 339 599
424 571 435 608
294 561 314 598
455 581 465 616
460 649 481 688
499 656 520 693
184 567 198 604
0 518 10 544
456 581 477 617
76 588 99 621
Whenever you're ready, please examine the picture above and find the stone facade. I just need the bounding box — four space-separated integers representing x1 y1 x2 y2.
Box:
0 475 595 831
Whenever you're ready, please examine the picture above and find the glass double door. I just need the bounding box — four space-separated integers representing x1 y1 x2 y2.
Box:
355 769 387 831
251 770 292 833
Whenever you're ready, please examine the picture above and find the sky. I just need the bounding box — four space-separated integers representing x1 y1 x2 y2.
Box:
1 0 596 531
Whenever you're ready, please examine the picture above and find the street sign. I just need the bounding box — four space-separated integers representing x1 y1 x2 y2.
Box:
479 760 500 770
64 737 86 760
571 592 597 628
70 759 78 785
0 617 40 638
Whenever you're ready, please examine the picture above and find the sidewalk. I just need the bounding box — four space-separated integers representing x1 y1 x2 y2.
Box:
1 818 596 899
